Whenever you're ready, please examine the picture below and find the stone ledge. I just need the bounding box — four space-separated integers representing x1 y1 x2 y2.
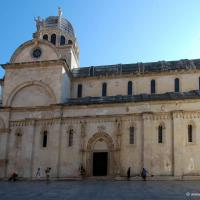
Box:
65 90 200 105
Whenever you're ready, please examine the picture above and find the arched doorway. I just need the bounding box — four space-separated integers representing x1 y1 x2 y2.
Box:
93 140 108 176
86 132 115 177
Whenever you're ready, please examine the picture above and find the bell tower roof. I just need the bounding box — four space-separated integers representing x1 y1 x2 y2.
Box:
34 8 75 37
32 8 80 69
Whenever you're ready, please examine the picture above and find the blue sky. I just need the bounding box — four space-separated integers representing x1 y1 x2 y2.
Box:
1 0 200 76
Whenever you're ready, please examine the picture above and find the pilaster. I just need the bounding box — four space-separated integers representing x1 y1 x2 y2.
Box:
80 120 87 169
142 112 154 174
115 118 122 176
172 111 185 176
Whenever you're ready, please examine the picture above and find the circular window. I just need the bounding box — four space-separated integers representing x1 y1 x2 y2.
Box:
32 48 42 58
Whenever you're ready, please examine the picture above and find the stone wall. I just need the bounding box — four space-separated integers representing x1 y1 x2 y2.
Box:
3 64 68 106
0 100 199 179
71 72 200 98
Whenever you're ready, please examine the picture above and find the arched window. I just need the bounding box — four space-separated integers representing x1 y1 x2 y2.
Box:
51 34 56 45
77 84 82 98
158 125 163 143
130 127 135 144
42 130 48 147
15 129 22 149
68 129 73 146
175 78 180 92
199 77 200 90
128 81 133 96
188 125 193 143
151 79 156 94
60 35 65 45
102 82 107 96
43 34 48 41
68 40 73 45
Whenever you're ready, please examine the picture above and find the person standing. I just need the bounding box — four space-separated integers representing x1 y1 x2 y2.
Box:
35 168 41 178
141 168 147 181
79 165 86 177
45 167 51 182
127 167 131 180
8 172 18 182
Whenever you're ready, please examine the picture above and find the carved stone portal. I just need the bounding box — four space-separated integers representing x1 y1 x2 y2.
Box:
86 132 115 177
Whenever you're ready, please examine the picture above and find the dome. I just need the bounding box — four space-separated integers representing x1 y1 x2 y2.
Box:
44 16 75 37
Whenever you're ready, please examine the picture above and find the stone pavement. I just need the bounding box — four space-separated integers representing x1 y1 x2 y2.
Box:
0 180 200 200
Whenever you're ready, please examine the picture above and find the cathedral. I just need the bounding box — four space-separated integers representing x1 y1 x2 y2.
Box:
0 9 200 180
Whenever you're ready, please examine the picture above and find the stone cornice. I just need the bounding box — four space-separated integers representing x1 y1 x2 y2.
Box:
72 69 199 81
64 91 200 106
1 59 70 72
72 59 200 79
8 104 60 112
0 92 200 112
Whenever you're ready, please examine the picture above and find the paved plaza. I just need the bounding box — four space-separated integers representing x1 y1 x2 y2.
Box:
0 180 200 200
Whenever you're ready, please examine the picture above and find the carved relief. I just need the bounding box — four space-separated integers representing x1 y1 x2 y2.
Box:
161 105 165 112
86 132 114 151
80 121 86 137
97 125 106 133
86 132 115 176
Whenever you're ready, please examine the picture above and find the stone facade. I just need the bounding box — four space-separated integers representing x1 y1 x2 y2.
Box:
0 9 200 180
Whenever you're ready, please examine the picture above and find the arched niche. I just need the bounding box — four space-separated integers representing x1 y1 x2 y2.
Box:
6 81 56 107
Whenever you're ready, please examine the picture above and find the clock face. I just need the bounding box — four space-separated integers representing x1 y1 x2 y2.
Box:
32 48 42 58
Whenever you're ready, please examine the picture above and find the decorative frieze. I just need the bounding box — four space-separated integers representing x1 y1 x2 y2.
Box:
172 111 200 119
97 125 106 133
142 112 171 121
9 110 200 129
10 119 35 127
